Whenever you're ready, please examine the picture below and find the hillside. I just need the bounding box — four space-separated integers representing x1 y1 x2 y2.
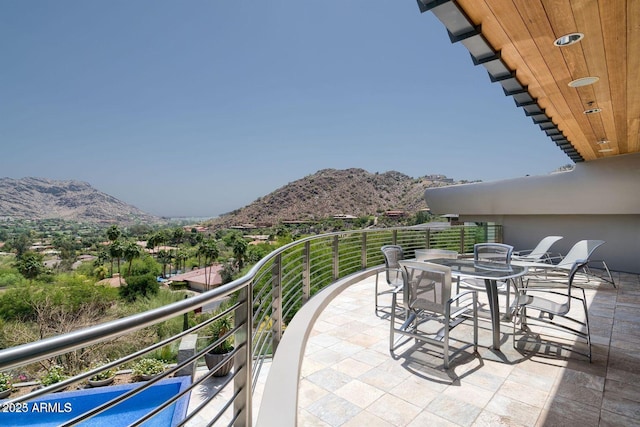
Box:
0 177 160 224
208 168 465 228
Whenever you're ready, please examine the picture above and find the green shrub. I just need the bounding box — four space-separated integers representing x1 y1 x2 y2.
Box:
0 275 117 322
127 255 162 277
0 271 25 288
131 358 166 378
0 372 12 392
119 273 159 301
88 360 116 381
40 365 67 387
205 314 234 355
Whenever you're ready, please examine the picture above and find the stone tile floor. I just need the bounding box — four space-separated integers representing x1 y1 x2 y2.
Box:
297 270 640 426
187 269 639 426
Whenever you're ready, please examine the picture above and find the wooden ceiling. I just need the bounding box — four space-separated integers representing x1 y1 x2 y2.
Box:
419 0 639 162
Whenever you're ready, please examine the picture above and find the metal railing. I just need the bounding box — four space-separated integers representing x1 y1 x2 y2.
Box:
0 223 501 426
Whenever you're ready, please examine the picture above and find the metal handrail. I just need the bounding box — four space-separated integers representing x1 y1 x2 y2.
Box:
0 223 501 426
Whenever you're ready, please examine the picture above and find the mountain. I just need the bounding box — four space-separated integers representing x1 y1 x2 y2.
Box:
208 168 465 228
0 177 160 224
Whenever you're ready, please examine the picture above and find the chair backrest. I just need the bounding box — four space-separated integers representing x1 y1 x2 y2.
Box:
527 236 563 260
381 245 404 284
474 243 513 269
414 249 458 261
401 261 452 314
557 240 605 269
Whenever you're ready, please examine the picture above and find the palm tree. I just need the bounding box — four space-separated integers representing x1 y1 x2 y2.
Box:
174 248 188 274
106 225 121 243
146 233 160 254
123 241 142 276
109 240 125 284
198 239 219 290
232 236 248 270
172 227 185 246
157 250 173 278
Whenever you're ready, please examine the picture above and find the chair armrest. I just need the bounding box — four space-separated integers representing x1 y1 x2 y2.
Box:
448 289 477 304
513 249 533 256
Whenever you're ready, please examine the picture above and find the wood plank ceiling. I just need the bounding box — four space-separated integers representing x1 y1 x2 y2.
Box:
419 0 639 162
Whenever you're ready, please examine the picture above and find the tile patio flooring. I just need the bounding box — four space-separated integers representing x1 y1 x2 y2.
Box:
296 271 640 427
188 269 639 426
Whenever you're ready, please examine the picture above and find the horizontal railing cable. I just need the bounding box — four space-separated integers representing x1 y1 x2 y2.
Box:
0 224 500 426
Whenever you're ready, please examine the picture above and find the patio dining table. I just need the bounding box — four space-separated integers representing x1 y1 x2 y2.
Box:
425 258 528 351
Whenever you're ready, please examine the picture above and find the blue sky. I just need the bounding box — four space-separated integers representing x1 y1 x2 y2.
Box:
1 1 570 218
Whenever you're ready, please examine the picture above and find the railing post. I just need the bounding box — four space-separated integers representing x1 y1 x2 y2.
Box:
302 241 310 303
460 226 465 254
271 254 282 355
332 235 339 281
426 228 430 249
392 229 398 245
234 283 253 426
361 232 367 269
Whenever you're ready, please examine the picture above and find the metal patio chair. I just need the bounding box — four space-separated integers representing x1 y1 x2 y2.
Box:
390 260 478 369
375 245 404 314
457 243 518 316
414 248 458 262
512 259 591 362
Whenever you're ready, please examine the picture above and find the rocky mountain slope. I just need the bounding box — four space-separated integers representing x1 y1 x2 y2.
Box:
0 177 160 223
209 168 465 228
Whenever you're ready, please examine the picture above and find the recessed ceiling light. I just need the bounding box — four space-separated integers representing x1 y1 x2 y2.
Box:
584 108 602 114
598 148 614 153
554 33 584 47
597 139 609 145
569 76 599 87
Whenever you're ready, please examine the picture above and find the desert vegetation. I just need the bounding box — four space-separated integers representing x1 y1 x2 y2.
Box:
0 209 438 385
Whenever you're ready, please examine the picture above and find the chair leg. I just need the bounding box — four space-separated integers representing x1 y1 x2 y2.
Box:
472 292 478 352
579 287 592 362
443 321 450 369
375 272 380 312
389 292 396 350
505 280 511 316
602 260 615 288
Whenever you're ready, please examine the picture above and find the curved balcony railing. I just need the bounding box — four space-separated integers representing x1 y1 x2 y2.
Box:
0 223 501 426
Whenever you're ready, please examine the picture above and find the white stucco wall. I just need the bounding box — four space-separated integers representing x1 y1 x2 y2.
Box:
424 153 640 273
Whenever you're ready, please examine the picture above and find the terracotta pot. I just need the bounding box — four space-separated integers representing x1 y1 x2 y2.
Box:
204 350 234 377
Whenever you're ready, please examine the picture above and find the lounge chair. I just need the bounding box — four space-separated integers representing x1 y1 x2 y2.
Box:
512 236 563 263
515 239 614 287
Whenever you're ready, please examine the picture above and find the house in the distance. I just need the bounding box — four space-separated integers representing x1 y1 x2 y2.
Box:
169 265 223 292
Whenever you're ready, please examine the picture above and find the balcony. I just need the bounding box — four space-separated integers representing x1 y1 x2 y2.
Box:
1 224 638 426
292 271 640 426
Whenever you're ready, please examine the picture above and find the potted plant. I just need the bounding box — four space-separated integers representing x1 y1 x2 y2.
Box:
204 315 235 377
88 361 116 387
131 358 166 381
39 365 67 390
0 372 13 399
